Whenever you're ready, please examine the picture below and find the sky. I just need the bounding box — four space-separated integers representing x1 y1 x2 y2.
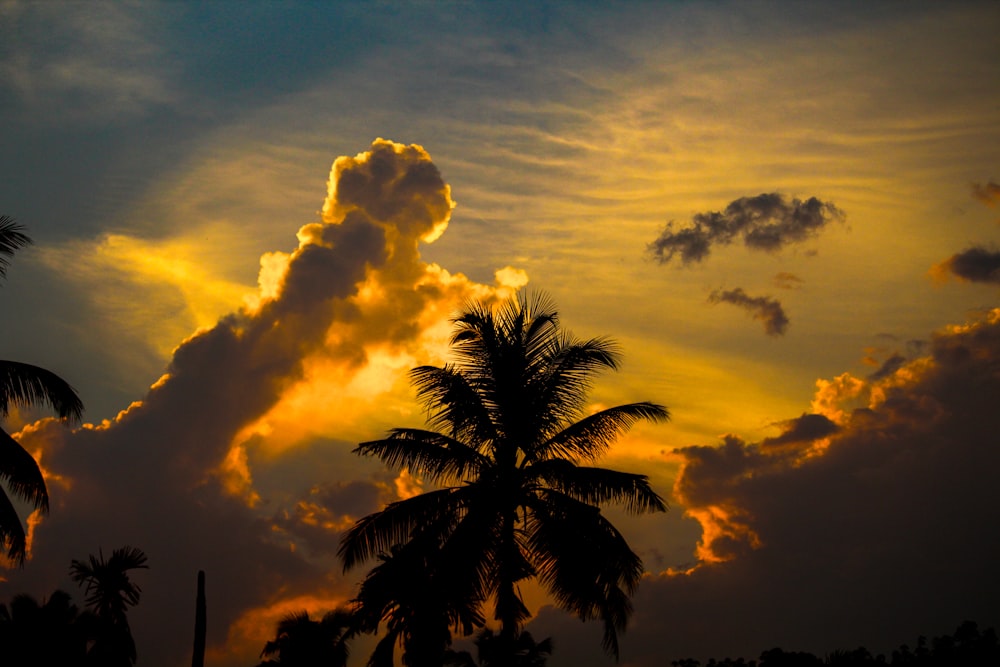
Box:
1 1 999 665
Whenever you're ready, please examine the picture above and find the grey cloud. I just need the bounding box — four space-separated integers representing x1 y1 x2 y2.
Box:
588 307 1000 664
933 246 1000 285
709 287 789 336
971 180 1000 207
762 413 838 448
868 352 907 381
772 272 803 289
649 193 844 265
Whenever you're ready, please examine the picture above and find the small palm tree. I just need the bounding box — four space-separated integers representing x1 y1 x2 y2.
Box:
70 545 149 666
0 216 84 565
257 608 354 667
340 292 668 660
445 628 553 667
352 538 484 667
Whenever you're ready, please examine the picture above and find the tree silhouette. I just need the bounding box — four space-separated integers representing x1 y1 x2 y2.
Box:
351 538 483 666
0 589 94 665
0 216 84 565
70 545 149 666
256 608 354 667
445 627 553 667
339 292 669 660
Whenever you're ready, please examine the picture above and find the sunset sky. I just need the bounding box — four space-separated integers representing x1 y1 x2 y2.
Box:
2 2 1000 665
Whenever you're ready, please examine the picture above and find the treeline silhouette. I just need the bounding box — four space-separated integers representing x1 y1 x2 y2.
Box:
670 621 999 667
0 545 148 666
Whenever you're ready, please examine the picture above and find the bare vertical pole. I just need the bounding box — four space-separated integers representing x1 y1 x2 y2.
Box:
192 570 206 667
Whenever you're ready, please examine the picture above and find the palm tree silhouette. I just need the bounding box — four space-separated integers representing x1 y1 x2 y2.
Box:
70 545 149 666
257 608 354 667
445 628 553 667
339 292 669 659
351 538 484 666
0 217 84 565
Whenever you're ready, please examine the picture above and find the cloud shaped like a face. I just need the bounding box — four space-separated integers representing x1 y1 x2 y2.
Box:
7 139 525 667
709 287 789 336
607 307 1000 661
649 194 844 265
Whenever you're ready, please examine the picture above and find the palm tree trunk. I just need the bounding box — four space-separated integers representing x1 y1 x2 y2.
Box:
192 570 206 667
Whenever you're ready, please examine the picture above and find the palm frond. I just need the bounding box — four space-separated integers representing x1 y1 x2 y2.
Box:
0 427 49 512
356 429 487 484
0 217 31 279
529 459 667 514
338 488 464 570
0 489 28 566
526 489 644 659
0 361 84 421
531 402 668 463
409 366 495 443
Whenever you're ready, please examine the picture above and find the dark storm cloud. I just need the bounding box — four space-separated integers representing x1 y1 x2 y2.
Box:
648 194 844 265
868 352 907 381
931 246 1000 285
762 413 838 448
578 307 1000 663
971 180 1000 207
709 287 789 336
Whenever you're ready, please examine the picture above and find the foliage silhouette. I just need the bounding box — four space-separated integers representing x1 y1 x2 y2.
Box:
70 545 149 666
444 627 553 667
0 216 84 565
0 589 94 665
669 620 999 667
339 292 669 662
256 608 355 667
351 538 483 667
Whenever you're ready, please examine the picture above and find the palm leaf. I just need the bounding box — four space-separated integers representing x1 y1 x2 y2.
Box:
0 216 31 279
0 428 49 512
356 429 487 484
0 488 28 565
529 459 667 514
0 361 84 421
531 402 668 463
526 489 643 658
338 488 463 570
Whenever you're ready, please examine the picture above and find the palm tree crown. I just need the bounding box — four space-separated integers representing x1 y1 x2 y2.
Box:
339 292 668 659
70 545 149 666
0 217 84 565
257 608 355 667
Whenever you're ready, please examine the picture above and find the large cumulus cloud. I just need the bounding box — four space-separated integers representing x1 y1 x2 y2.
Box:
531 308 1000 665
3 139 526 667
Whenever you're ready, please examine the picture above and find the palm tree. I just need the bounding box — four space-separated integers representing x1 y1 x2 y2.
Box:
445 628 553 667
351 537 484 667
70 545 149 666
0 216 84 565
257 608 354 667
339 292 668 660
